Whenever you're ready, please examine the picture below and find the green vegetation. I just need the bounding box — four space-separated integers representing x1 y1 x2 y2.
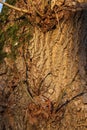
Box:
0 31 7 62
0 0 33 61
0 20 32 60
0 0 17 23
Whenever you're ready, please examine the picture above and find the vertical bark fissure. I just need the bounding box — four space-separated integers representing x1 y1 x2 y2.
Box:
26 11 85 107
0 2 87 129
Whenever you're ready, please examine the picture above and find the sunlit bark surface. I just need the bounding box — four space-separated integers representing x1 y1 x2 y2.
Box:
0 1 87 130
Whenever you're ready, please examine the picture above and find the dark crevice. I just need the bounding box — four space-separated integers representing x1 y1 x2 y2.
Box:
55 91 87 113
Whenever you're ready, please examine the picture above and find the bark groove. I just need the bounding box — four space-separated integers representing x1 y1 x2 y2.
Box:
0 2 87 130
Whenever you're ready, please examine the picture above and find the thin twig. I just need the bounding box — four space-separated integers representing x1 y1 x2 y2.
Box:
55 91 87 113
0 0 29 14
0 0 43 16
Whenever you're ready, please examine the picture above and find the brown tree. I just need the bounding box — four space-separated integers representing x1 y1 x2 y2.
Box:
0 0 87 130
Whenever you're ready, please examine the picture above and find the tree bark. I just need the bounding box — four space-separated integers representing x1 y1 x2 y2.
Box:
0 1 87 130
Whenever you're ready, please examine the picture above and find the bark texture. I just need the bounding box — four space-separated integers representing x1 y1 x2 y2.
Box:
0 0 87 130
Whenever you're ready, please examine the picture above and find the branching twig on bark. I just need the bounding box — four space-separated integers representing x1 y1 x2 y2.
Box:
0 0 43 16
1 0 87 15
0 0 29 14
55 91 87 113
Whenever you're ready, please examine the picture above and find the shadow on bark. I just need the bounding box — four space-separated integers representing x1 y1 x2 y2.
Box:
0 8 87 130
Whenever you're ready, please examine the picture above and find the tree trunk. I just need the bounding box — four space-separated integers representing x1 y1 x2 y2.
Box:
0 1 87 130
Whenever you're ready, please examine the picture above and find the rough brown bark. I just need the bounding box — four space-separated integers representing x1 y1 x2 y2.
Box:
0 1 87 130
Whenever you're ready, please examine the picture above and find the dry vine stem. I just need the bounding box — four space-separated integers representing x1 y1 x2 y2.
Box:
1 0 87 25
0 0 87 14
0 0 43 16
0 0 29 13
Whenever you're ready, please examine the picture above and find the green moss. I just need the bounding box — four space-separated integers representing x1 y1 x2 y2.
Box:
7 0 17 5
0 0 17 23
0 31 7 62
7 23 19 41
8 46 17 60
0 0 33 61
